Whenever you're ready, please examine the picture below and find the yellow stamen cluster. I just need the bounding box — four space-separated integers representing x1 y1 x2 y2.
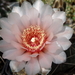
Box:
22 25 46 52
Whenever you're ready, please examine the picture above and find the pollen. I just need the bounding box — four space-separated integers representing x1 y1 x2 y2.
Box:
22 25 46 52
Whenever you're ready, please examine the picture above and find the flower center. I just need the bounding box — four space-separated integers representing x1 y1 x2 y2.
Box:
22 25 46 52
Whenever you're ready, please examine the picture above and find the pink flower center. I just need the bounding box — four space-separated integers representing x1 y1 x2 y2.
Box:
22 25 46 52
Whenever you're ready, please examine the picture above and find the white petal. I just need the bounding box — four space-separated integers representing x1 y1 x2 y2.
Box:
0 19 11 29
15 19 25 33
56 26 73 39
51 52 66 64
33 0 44 13
41 15 52 30
26 8 39 25
39 52 52 69
46 19 63 34
30 52 39 57
46 31 54 42
25 57 40 75
12 6 23 17
21 15 30 28
15 35 22 43
16 52 31 62
45 41 63 54
3 49 24 60
10 61 25 72
53 8 59 12
56 37 72 50
11 24 22 36
11 41 23 50
37 18 41 26
0 40 14 52
0 28 16 43
41 4 54 17
8 13 20 25
52 11 66 23
21 1 32 15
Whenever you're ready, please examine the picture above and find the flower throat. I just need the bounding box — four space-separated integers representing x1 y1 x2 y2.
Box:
22 25 46 52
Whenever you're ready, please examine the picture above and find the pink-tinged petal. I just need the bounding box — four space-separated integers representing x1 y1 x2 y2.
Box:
16 20 25 33
8 13 20 25
46 19 63 34
15 35 22 43
21 15 30 28
39 52 52 69
52 11 66 23
46 32 54 42
33 0 44 13
10 61 25 72
41 15 53 30
11 24 22 36
21 1 32 15
16 52 31 62
11 41 23 50
0 19 11 30
56 37 72 50
3 49 24 60
26 8 39 25
12 7 23 17
56 26 73 39
8 13 24 32
0 28 16 43
37 18 41 26
30 52 39 57
42 4 54 17
25 57 40 75
45 42 63 54
0 40 14 52
51 52 66 64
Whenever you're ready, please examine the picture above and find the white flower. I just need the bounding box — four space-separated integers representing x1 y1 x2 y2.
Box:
0 0 73 75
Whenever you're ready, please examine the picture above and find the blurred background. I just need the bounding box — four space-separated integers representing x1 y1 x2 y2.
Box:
0 0 75 75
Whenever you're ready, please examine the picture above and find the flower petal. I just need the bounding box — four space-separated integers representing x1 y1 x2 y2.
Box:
25 57 40 75
0 28 16 43
0 19 11 30
41 15 53 30
11 24 22 36
41 4 54 17
10 61 25 72
56 37 72 50
3 49 24 60
16 52 31 62
30 52 39 57
46 19 63 34
52 11 66 23
56 26 73 39
51 52 66 64
39 52 52 69
11 41 23 50
21 1 32 15
21 15 30 28
45 41 63 54
46 32 54 42
15 35 22 43
53 8 59 12
0 40 14 52
26 8 39 25
12 7 23 17
8 12 20 25
33 0 44 13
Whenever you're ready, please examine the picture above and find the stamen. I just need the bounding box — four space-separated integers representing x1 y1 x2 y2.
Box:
22 25 46 52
